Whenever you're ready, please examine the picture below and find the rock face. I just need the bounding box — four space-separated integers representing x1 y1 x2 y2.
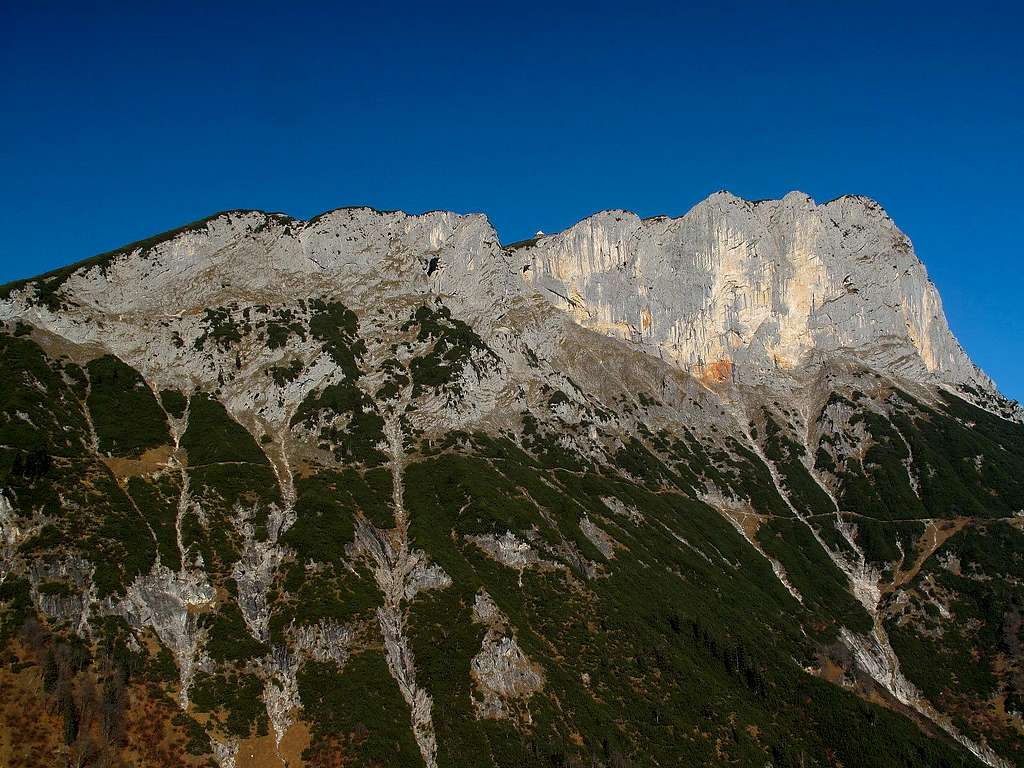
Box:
519 191 991 393
8 207 519 324
0 192 1022 768
469 590 543 720
0 193 1007 407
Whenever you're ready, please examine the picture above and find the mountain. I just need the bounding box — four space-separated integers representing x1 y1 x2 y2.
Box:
0 193 1022 768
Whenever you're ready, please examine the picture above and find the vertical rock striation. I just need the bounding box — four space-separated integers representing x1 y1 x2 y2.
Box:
518 191 994 396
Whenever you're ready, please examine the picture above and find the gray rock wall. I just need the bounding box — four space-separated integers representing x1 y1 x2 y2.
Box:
518 191 990 393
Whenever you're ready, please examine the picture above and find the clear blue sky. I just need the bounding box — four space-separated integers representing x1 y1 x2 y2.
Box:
1 2 1022 399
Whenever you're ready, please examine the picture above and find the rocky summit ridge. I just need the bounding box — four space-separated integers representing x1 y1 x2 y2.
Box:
0 191 1007 411
0 192 1022 768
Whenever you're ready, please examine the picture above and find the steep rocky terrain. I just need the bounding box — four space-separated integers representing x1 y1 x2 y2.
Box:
0 192 1022 768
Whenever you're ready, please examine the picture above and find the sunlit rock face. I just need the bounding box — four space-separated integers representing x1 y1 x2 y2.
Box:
519 191 988 392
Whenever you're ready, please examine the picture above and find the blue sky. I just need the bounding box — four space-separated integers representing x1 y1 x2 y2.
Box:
1 2 1022 399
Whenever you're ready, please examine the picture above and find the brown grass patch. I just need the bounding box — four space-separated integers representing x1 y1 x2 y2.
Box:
0 656 64 768
278 718 312 768
236 732 286 768
717 505 764 539
102 445 173 478
121 681 209 767
889 517 968 590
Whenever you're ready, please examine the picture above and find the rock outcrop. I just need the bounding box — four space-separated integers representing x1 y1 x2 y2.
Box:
518 191 993 395
3 192 1008 410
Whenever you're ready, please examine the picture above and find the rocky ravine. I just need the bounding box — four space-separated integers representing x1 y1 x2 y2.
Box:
0 192 1022 768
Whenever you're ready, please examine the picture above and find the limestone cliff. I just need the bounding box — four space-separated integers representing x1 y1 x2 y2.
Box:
518 191 992 395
